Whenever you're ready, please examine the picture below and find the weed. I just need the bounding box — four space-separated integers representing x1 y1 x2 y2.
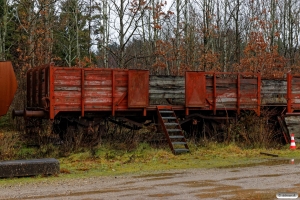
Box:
0 114 12 128
17 147 37 159
227 109 281 148
0 131 20 160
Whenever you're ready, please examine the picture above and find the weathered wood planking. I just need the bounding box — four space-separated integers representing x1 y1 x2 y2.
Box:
284 116 300 142
150 76 288 106
149 76 185 100
261 80 287 104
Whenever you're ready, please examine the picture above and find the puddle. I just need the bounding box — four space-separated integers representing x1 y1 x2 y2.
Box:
196 189 274 200
211 184 242 191
123 180 136 185
143 176 174 181
181 180 218 188
257 174 282 178
223 173 283 182
134 172 184 179
223 177 241 181
20 187 148 199
219 158 299 169
261 159 300 165
148 193 177 198
133 172 182 182
155 182 183 187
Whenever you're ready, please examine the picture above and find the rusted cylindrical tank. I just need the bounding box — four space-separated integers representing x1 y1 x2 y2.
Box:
0 61 17 117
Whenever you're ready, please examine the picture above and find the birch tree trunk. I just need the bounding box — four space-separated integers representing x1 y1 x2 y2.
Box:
103 0 109 68
0 0 8 60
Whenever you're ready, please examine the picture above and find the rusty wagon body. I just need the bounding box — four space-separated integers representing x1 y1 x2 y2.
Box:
10 63 300 153
21 64 264 118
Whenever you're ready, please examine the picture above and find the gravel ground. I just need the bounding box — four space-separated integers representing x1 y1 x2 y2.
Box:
0 159 299 200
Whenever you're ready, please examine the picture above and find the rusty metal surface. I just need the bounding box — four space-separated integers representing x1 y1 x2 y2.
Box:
0 61 17 116
185 72 206 108
12 109 24 119
26 65 50 109
286 73 300 113
45 67 132 118
128 70 149 108
0 158 59 178
185 72 260 114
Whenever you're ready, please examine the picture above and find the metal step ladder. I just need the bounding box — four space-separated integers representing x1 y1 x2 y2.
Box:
156 105 189 154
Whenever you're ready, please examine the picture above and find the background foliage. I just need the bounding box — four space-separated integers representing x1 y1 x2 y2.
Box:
1 0 300 77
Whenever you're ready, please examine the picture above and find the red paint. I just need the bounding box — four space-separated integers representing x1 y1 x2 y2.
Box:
286 73 300 113
24 65 263 120
185 71 260 115
128 70 149 108
0 62 17 116
185 72 206 108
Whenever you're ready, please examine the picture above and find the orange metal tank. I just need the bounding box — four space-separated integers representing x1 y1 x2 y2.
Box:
0 61 17 116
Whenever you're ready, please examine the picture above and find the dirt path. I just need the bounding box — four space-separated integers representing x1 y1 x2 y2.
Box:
0 159 299 200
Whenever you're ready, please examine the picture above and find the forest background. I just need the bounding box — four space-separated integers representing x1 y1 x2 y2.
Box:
1 0 300 78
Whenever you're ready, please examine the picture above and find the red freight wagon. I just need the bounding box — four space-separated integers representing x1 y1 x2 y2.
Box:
14 63 299 153
22 63 261 120
24 64 150 119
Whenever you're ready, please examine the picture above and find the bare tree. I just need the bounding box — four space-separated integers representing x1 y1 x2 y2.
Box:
0 0 10 60
109 0 150 68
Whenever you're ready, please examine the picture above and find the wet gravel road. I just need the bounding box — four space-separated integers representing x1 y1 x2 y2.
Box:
0 159 299 200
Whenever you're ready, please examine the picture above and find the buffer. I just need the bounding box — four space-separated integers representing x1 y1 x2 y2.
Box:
156 105 189 154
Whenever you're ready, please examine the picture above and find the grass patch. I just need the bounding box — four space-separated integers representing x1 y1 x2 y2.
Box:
0 142 299 186
0 125 299 188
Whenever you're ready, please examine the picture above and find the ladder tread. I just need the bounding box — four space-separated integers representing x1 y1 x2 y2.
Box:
172 142 187 145
162 117 176 120
167 129 181 132
159 110 174 114
157 106 189 155
169 135 184 139
165 123 179 126
174 149 190 154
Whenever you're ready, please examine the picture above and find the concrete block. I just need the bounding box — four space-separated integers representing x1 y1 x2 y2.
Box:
0 158 60 178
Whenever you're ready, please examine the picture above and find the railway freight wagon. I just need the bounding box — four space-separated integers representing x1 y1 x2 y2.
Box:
12 63 300 153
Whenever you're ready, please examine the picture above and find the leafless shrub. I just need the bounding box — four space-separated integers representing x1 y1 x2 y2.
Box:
228 109 281 147
104 122 140 151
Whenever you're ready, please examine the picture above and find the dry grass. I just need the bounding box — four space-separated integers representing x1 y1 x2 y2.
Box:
227 109 282 147
0 131 20 160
